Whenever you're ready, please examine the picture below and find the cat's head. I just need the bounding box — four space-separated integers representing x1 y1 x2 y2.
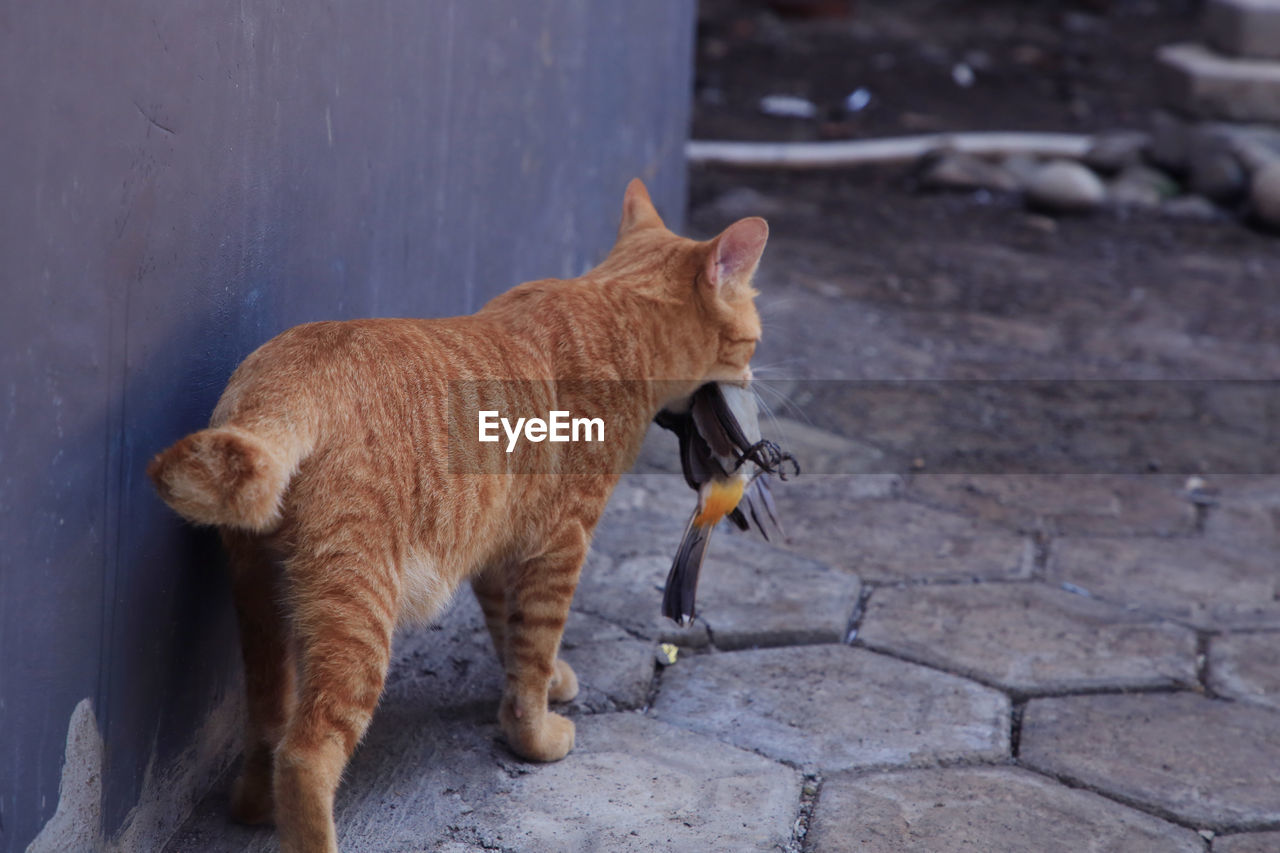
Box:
613 179 768 393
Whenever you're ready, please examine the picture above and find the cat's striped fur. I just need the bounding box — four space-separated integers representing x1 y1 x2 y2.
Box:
147 180 768 852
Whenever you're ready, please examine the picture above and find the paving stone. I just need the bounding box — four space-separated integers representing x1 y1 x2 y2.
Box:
772 485 1032 582
1046 536 1280 629
1204 478 1280 549
1209 631 1280 711
1158 43 1280 123
461 713 801 853
652 645 1009 772
579 508 861 649
170 707 800 852
1021 693 1280 830
1216 831 1280 853
1205 0 1280 61
809 766 1204 852
906 474 1197 536
858 582 1198 694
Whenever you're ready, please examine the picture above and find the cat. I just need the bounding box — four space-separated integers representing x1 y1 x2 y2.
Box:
147 179 768 853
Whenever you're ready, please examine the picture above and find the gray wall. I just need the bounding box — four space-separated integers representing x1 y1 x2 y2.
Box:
0 2 694 848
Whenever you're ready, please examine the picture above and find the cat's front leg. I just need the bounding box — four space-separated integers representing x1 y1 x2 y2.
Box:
472 566 579 703
497 523 589 762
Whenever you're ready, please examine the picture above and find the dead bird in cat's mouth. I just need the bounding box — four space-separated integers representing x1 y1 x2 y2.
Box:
655 380 798 626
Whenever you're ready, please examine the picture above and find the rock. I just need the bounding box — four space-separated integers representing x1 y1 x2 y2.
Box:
1085 130 1151 174
1149 110 1192 173
810 766 1204 853
1196 121 1280 171
652 645 1009 772
916 149 1020 193
1021 693 1280 830
1157 42 1280 124
1205 0 1280 61
1249 159 1280 227
1025 160 1107 213
858 582 1198 695
1209 632 1280 711
1109 164 1179 209
1000 152 1043 187
758 94 818 119
1162 194 1225 221
1189 142 1248 201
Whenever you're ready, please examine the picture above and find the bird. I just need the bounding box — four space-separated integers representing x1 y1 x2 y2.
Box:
653 381 798 626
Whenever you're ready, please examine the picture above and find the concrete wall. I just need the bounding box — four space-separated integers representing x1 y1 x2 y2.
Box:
0 2 694 848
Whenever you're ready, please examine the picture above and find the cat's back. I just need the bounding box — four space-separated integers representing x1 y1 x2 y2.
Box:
211 314 537 426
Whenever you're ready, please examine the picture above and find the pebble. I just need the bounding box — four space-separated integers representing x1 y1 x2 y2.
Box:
1000 153 1043 187
759 94 818 119
1189 145 1247 202
1025 160 1107 213
1085 130 1150 174
916 150 1020 193
1109 164 1178 209
1249 161 1280 228
1162 194 1223 221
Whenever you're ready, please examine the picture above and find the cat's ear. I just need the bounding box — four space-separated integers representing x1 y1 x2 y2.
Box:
704 217 769 301
618 178 665 236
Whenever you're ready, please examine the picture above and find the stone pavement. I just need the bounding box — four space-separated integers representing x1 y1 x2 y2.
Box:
168 189 1279 851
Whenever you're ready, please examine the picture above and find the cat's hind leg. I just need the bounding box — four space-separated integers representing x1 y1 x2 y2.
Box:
472 565 578 703
273 548 399 853
223 530 294 826
497 524 588 761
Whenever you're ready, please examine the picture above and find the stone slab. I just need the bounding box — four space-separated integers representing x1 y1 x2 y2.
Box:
771 485 1032 582
1158 43 1280 123
1209 631 1280 711
1203 475 1280 549
169 710 801 852
579 508 861 650
858 582 1198 694
1046 536 1280 630
1216 831 1280 853
906 474 1197 536
1206 0 1280 61
1021 693 1280 830
652 645 1009 772
809 766 1203 852
462 713 801 853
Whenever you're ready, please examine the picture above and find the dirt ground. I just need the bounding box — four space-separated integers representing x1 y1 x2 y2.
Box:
694 0 1202 140
687 0 1280 476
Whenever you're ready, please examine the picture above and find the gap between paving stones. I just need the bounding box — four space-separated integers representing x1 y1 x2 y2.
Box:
1020 759 1280 836
848 638 1205 702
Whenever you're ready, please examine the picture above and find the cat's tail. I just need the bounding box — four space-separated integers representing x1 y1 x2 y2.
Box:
147 424 307 532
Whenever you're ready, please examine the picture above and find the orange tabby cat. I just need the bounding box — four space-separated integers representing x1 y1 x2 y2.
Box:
147 180 768 852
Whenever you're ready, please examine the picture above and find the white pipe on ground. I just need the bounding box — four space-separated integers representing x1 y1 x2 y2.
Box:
686 132 1095 168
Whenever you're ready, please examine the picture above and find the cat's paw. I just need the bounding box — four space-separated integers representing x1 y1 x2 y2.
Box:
504 710 576 762
548 658 579 703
